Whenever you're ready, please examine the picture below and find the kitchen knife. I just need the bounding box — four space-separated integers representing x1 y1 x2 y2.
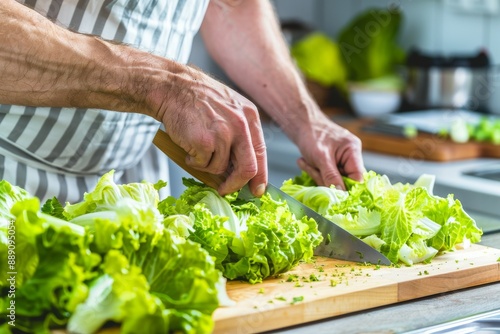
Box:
153 129 391 265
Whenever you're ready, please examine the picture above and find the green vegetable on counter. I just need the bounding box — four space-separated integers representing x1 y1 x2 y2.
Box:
1 181 96 334
441 116 500 144
337 7 406 87
403 124 418 139
281 171 482 265
290 32 348 90
1 171 226 334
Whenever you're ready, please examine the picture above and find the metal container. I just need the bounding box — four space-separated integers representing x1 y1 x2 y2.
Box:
403 49 493 112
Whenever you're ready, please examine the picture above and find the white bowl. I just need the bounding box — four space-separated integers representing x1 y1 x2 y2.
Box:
349 86 401 117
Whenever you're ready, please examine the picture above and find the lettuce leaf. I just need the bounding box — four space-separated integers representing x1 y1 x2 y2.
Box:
1 172 224 334
63 170 163 220
68 250 165 334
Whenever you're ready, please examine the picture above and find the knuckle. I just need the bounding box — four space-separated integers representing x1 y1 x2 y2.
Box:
243 103 259 120
254 141 267 157
239 162 258 180
231 114 248 130
350 134 362 148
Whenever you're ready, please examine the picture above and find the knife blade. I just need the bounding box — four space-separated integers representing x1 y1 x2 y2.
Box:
237 183 391 265
153 129 391 265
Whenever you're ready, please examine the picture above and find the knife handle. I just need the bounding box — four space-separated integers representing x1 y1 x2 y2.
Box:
153 129 226 190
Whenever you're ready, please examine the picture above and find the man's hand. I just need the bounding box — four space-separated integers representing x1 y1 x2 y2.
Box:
152 67 268 197
295 114 365 190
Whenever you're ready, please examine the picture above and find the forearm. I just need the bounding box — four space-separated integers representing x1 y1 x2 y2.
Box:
0 0 193 120
0 0 270 196
201 0 327 142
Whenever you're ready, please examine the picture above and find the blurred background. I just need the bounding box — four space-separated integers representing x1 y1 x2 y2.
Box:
189 0 500 114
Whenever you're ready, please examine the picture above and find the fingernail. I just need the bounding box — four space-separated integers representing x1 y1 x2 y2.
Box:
255 183 266 197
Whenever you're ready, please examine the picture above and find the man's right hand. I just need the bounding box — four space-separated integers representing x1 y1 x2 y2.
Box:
150 66 268 197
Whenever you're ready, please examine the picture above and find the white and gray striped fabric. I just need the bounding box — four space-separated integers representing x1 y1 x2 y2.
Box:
1 0 209 203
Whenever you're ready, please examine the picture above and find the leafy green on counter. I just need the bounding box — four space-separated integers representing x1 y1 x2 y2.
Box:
439 116 500 144
64 171 224 334
291 296 304 305
403 124 418 139
337 8 406 83
290 33 348 90
158 178 323 284
281 171 482 265
0 171 225 334
1 184 96 334
67 251 165 334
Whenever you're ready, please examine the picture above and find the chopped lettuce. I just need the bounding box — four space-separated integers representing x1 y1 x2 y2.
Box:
440 116 500 144
158 178 323 284
281 171 482 265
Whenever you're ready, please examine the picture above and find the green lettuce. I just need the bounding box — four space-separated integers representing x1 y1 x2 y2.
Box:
67 250 165 334
291 32 348 89
0 171 226 334
0 190 95 334
282 171 482 265
159 178 323 284
338 7 406 83
64 171 223 334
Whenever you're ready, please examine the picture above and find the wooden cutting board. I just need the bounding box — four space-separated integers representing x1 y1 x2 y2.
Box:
341 119 500 162
213 244 500 334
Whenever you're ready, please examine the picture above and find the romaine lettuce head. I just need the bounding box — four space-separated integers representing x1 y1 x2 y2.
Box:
159 178 323 284
338 7 406 82
290 32 348 89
